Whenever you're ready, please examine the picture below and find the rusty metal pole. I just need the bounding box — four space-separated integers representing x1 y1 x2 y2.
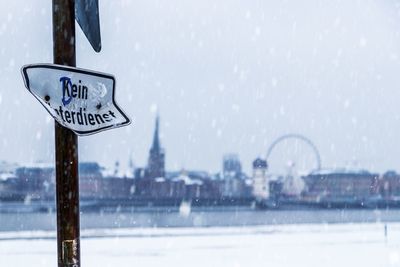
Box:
53 0 80 266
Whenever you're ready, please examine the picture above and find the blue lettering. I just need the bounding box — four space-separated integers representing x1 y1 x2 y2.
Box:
60 76 72 106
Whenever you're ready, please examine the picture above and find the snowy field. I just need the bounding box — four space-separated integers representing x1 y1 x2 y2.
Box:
1 223 400 267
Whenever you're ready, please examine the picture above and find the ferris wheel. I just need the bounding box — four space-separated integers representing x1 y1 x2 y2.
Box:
266 133 321 175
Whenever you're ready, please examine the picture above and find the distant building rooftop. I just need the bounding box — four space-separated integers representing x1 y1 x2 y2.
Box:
253 158 268 169
172 174 203 185
18 162 53 170
0 172 17 181
309 168 374 176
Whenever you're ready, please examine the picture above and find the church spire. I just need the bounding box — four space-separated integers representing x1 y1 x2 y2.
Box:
147 114 165 179
151 115 160 151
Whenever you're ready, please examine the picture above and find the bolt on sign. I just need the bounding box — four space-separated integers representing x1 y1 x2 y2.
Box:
21 64 130 135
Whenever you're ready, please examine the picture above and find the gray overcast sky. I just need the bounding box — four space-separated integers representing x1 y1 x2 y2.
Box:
1 0 400 175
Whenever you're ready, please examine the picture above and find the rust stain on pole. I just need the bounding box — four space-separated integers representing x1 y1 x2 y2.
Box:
53 0 80 266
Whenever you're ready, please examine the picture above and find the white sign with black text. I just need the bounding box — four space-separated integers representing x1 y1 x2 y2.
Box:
21 64 130 135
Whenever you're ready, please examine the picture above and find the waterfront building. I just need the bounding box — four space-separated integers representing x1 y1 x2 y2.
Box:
78 162 103 199
100 176 135 199
223 154 242 178
15 164 55 199
379 171 400 199
252 158 269 200
221 154 246 197
302 169 380 203
147 115 165 179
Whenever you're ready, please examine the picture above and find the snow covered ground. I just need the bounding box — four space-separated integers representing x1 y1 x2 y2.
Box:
1 223 400 267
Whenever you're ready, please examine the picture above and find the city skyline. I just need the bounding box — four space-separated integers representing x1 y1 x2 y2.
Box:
0 114 395 178
2 2 400 174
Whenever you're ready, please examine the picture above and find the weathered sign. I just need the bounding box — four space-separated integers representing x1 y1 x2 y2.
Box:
21 64 130 135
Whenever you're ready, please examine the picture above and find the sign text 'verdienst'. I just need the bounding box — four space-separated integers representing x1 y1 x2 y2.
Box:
21 64 130 135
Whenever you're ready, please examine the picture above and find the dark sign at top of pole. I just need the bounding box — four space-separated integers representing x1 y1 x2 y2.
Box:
75 0 101 52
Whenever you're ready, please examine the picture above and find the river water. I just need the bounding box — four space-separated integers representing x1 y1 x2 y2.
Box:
1 208 400 232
